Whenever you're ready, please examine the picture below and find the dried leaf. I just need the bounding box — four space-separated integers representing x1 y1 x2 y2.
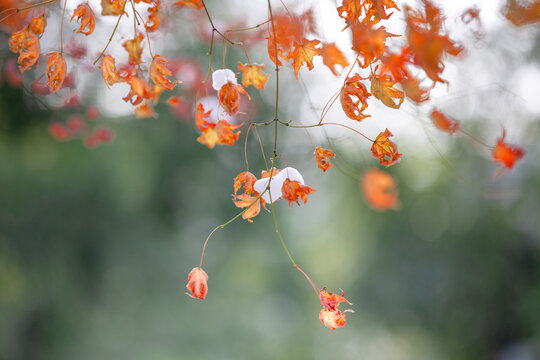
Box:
99 54 119 88
319 288 352 312
370 73 404 109
101 0 125 16
217 82 249 116
9 29 40 73
174 0 202 9
314 147 335 172
233 171 258 196
371 128 402 167
71 3 95 35
45 52 67 92
28 15 47 35
351 23 397 68
197 120 241 149
281 178 315 206
492 129 525 175
145 2 160 32
186 267 208 300
340 74 371 121
503 0 540 26
122 33 144 65
238 62 270 90
149 55 177 91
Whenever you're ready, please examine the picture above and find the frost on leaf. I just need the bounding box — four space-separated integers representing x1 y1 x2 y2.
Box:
371 128 402 167
340 74 371 121
314 147 335 172
238 62 270 90
361 168 399 211
430 109 460 134
71 3 96 35
186 267 208 300
45 52 67 92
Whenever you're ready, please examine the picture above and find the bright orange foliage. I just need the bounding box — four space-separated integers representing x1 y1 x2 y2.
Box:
351 23 396 68
503 0 540 26
45 52 67 92
71 3 95 35
28 15 46 35
337 0 399 25
9 29 40 73
186 267 208 300
123 76 154 105
101 0 125 16
340 74 371 121
361 168 399 211
288 38 321 80
370 73 404 109
318 288 354 330
99 54 120 88
281 179 315 206
232 171 263 222
319 288 352 311
430 109 460 134
174 0 202 10
314 147 335 172
217 82 249 116
145 2 161 32
371 128 402 167
492 129 525 175
197 120 241 149
238 62 270 90
149 55 177 91
320 43 349 76
405 0 463 83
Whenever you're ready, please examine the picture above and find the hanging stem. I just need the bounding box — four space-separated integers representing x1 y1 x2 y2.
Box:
59 0 67 52
93 0 129 65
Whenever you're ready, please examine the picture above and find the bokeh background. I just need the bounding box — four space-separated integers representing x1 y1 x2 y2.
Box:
1 0 540 359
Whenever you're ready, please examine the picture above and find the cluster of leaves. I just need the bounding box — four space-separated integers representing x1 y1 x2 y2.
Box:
1 0 536 331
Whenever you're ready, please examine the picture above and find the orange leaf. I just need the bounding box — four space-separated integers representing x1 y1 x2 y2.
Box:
430 109 460 134
319 309 353 330
101 0 125 16
134 102 156 118
195 103 213 131
340 74 371 121
9 29 39 73
123 76 154 105
122 33 144 65
28 15 47 35
361 168 399 211
238 62 270 90
371 128 402 167
287 38 320 80
233 171 257 196
217 82 249 116
314 146 335 172
197 120 240 149
320 43 349 76
492 129 525 175
503 0 540 26
281 178 315 206
149 55 177 91
174 0 202 9
145 2 160 32
351 23 397 68
405 0 463 83
370 73 404 109
232 194 262 223
45 52 67 92
71 3 95 35
337 0 399 26
99 54 120 88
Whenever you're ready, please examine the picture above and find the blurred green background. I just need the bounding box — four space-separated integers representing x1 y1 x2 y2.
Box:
1 1 540 359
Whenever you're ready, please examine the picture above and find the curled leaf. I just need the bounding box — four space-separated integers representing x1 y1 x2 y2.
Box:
71 3 95 35
492 129 525 175
149 55 177 91
9 29 40 73
122 33 144 65
174 0 202 9
217 82 249 116
29 15 47 35
314 147 335 172
340 74 371 121
45 52 67 92
371 128 402 167
101 0 125 16
370 73 404 109
99 54 119 88
186 267 208 300
281 178 315 206
197 120 241 149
